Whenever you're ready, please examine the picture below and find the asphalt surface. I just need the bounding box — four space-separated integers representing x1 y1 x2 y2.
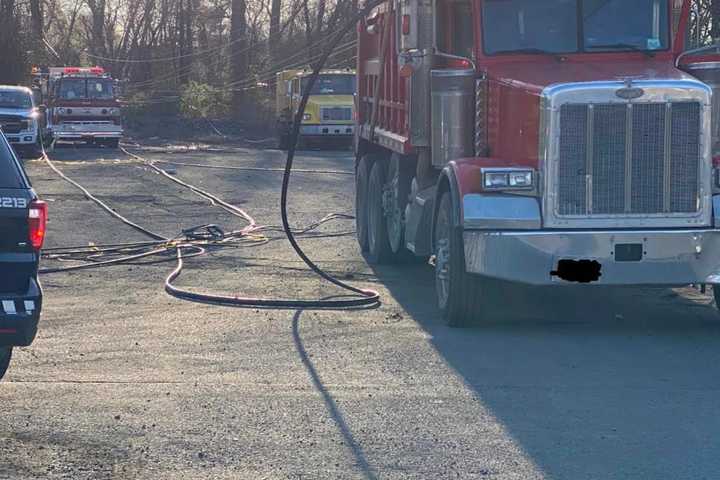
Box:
3 141 720 479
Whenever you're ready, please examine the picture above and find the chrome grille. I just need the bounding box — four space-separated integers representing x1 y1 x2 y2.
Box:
0 115 28 134
670 102 701 212
557 101 701 216
592 104 627 214
631 104 665 214
321 107 352 121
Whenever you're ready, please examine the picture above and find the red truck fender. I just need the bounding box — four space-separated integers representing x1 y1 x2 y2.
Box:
432 158 487 253
432 157 539 250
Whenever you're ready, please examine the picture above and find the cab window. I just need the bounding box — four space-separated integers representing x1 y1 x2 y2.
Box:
88 80 114 99
58 79 87 100
438 0 474 58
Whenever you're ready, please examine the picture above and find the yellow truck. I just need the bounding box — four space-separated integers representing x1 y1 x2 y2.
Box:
276 68 356 149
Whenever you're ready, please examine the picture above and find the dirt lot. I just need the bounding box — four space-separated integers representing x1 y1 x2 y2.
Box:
3 141 720 479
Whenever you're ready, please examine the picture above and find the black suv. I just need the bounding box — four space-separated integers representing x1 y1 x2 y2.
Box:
0 132 45 381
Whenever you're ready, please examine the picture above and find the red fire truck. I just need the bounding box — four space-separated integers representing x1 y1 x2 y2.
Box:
354 0 720 326
31 66 123 148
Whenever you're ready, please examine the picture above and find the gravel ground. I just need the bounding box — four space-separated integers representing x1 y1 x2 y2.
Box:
2 142 720 479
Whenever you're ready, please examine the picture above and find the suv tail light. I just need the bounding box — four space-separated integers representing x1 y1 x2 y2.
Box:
28 200 48 250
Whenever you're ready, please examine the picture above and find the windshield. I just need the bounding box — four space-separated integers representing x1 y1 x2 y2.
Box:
58 78 114 100
88 79 114 99
0 91 32 109
482 0 669 55
301 75 356 95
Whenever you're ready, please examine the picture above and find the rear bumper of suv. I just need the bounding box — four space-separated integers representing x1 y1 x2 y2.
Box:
0 277 42 347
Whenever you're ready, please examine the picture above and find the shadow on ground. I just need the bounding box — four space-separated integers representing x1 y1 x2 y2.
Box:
370 262 720 478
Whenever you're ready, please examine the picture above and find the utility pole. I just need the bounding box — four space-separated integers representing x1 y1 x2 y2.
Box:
231 0 248 117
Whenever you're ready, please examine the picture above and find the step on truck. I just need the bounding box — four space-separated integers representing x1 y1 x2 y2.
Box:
276 69 356 149
355 0 720 326
31 66 123 148
0 130 47 380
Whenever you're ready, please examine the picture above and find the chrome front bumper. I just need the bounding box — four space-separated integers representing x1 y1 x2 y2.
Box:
464 229 720 286
51 123 122 139
299 124 354 136
461 194 720 286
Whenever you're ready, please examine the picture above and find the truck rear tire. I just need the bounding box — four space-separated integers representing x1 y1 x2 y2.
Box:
355 155 371 252
386 154 414 255
0 347 12 381
434 191 495 327
366 159 394 264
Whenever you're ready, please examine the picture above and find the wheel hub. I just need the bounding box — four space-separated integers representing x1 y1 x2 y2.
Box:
383 163 404 252
435 235 451 307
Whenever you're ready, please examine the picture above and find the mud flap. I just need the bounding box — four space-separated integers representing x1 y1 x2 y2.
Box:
404 181 436 256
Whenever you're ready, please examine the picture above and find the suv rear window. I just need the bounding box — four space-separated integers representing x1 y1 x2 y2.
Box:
0 137 25 188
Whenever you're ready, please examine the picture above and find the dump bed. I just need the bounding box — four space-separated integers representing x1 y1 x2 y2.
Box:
357 4 410 152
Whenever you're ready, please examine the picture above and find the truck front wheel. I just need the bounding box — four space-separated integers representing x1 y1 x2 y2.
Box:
0 347 12 381
434 191 495 327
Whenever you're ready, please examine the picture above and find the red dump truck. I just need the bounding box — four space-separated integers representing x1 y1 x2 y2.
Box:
354 0 720 326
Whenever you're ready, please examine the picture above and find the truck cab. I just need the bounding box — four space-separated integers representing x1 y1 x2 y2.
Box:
276 69 356 149
355 0 720 326
32 66 123 148
0 86 45 158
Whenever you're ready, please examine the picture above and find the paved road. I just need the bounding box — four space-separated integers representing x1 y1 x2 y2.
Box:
2 142 720 479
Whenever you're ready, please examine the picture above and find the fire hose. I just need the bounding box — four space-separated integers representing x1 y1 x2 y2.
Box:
39 0 387 309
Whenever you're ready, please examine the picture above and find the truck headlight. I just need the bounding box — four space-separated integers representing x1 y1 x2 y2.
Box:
303 113 312 121
483 169 534 190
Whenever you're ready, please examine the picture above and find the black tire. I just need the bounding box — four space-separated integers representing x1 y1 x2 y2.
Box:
385 154 415 255
366 159 394 264
434 191 495 327
28 139 44 158
355 155 371 252
277 122 291 150
0 347 12 381
296 136 308 151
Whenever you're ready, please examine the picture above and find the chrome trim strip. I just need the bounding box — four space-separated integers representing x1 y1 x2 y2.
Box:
586 105 594 214
663 103 673 213
684 62 720 71
624 104 633 213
